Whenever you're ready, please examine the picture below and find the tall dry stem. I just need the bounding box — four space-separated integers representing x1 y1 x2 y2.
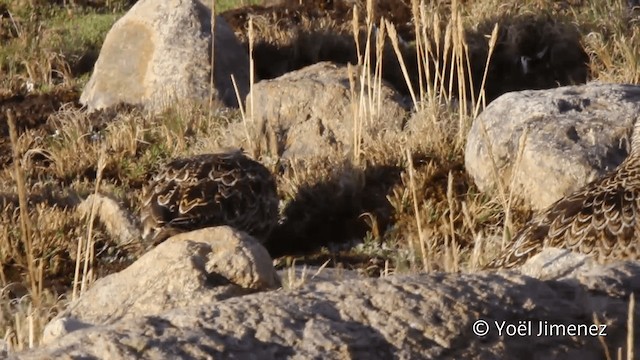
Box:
6 109 39 305
386 21 418 108
594 312 613 360
347 64 363 164
627 293 635 360
474 24 499 118
374 19 385 115
411 0 425 105
80 147 107 295
231 74 255 156
405 147 429 272
248 17 255 135
208 0 216 118
446 171 459 272
352 6 361 65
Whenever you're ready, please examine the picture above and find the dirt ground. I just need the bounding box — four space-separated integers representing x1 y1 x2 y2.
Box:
0 89 81 167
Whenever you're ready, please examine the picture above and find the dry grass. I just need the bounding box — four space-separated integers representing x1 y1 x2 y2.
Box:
0 0 638 354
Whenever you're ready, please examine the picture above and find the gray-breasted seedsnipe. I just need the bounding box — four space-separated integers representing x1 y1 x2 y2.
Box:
141 150 278 245
488 122 640 268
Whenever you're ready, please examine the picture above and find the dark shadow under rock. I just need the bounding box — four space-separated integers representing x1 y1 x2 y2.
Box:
466 13 589 103
265 162 402 258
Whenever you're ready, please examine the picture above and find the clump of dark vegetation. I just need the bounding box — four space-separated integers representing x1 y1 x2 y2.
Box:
467 13 588 101
222 0 589 102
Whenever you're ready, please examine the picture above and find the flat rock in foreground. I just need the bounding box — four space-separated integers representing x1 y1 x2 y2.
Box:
17 256 640 359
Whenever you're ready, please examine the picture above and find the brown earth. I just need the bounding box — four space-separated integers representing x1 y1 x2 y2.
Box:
0 88 81 167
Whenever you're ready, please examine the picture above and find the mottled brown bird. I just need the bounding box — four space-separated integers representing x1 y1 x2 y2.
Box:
141 150 279 245
488 123 640 269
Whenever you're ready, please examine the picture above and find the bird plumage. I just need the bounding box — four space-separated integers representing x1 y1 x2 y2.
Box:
488 126 640 269
140 150 279 245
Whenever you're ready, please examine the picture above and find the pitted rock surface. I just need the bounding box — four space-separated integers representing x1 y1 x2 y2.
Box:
42 226 279 343
18 258 640 359
234 61 409 160
466 83 640 210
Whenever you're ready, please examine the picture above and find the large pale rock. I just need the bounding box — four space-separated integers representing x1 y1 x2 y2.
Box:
43 226 278 343
80 0 249 112
466 83 640 210
18 261 640 359
236 61 409 160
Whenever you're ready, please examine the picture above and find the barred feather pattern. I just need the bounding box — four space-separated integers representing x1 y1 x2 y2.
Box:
140 150 279 245
488 149 640 269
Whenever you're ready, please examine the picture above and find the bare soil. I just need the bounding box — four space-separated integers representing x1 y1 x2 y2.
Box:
0 89 80 167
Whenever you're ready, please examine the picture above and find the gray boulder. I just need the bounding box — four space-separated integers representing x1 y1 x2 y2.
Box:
80 0 249 112
18 257 640 359
41 226 279 344
234 61 409 160
465 83 640 210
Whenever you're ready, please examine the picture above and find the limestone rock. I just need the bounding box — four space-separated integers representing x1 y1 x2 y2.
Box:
233 61 409 160
278 266 362 288
465 83 640 210
41 318 93 345
76 194 141 246
519 247 595 280
44 226 278 342
80 0 249 112
17 262 640 359
0 340 7 359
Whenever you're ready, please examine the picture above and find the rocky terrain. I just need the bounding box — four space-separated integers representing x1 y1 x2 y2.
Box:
0 0 639 358
13 244 640 359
